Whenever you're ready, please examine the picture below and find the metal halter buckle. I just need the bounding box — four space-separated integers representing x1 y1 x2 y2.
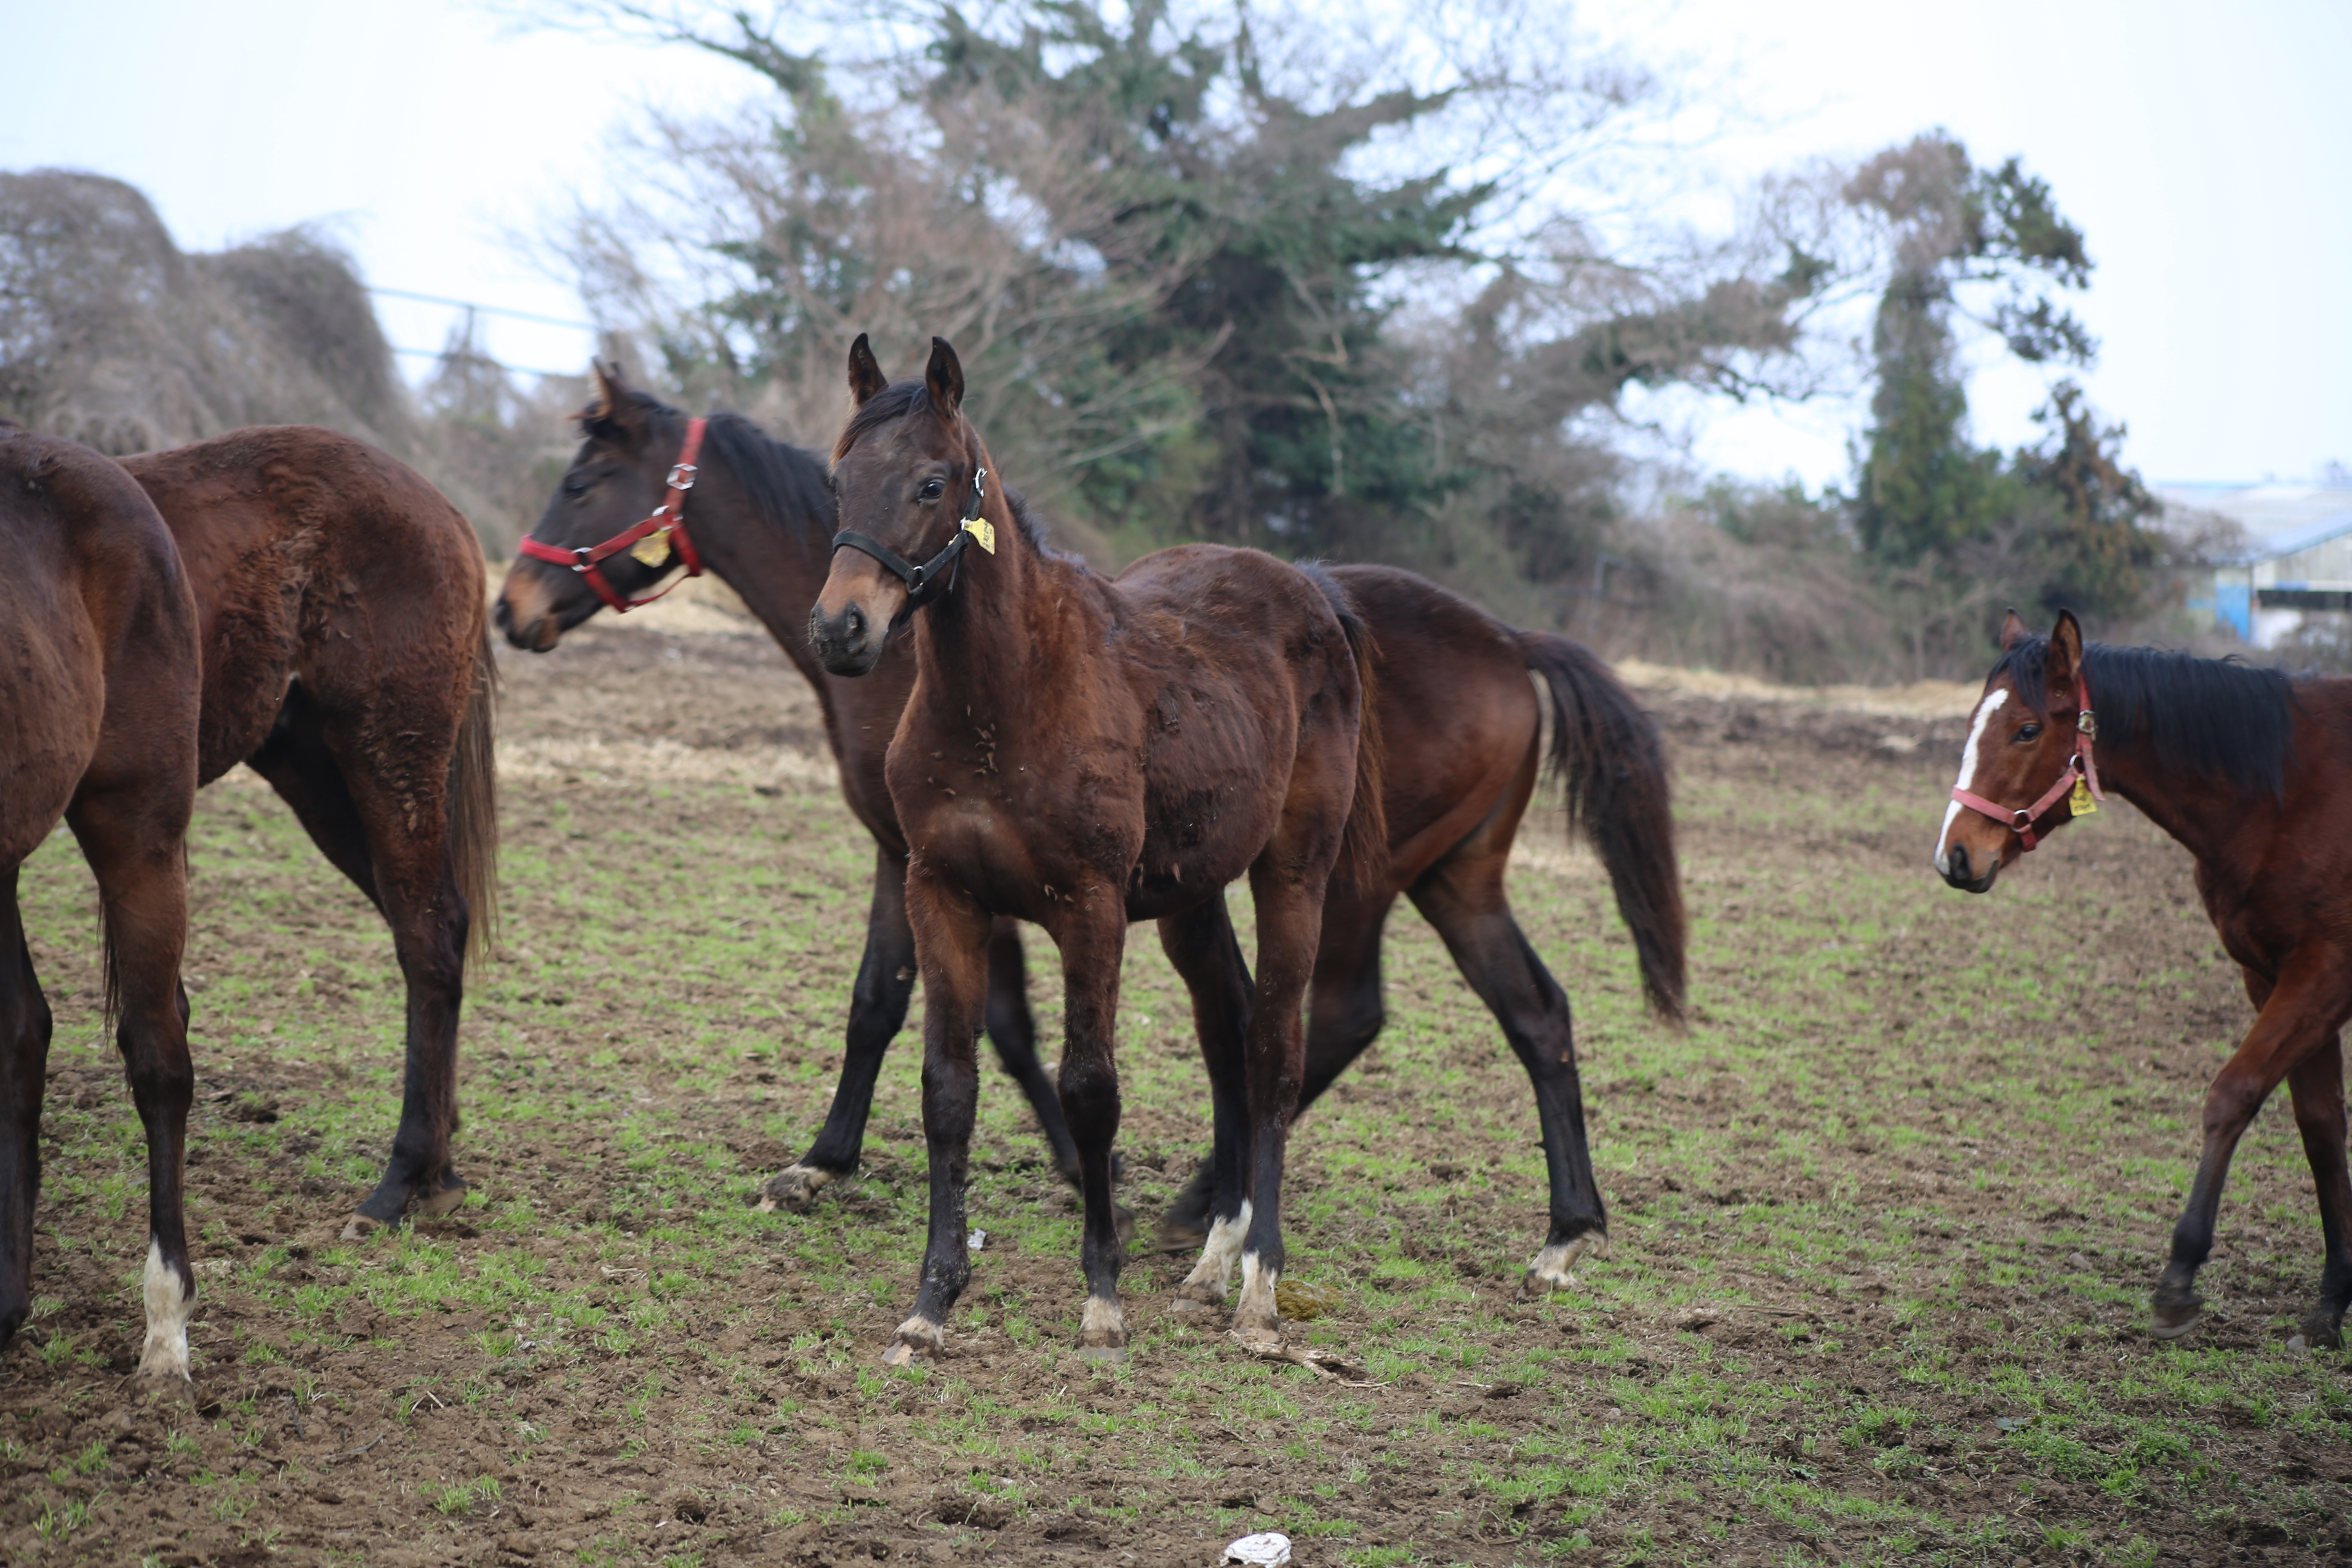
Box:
666 461 698 490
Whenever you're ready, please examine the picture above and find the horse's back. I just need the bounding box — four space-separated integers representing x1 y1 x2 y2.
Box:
1329 564 1542 864
120 426 486 780
0 431 197 858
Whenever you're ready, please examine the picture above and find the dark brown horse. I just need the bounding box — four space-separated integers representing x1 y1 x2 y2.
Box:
0 425 203 1376
815 335 1379 1361
1938 609 2352 1349
122 428 498 1235
497 365 1684 1294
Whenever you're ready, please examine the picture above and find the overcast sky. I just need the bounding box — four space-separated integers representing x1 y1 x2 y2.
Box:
5 0 2344 489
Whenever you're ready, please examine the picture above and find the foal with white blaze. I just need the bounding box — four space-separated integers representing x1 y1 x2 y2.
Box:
1936 608 2352 1348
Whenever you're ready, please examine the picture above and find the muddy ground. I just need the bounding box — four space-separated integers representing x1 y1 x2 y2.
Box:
5 610 2349 1566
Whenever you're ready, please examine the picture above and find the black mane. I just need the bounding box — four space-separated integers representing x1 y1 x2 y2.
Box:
616 391 835 539
1993 636 2296 801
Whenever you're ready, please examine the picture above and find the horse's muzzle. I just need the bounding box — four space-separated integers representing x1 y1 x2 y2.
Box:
808 601 881 676
1938 842 1998 894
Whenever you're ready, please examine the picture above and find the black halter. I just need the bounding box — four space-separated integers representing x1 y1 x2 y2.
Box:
832 466 988 611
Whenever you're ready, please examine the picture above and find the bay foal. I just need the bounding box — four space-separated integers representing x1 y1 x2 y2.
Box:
124 430 497 1235
0 426 203 1376
1938 609 2352 1348
812 336 1380 1362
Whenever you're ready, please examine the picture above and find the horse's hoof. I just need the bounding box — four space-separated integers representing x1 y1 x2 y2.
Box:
1518 1232 1605 1298
414 1174 468 1219
1234 1306 1283 1345
2296 1306 2345 1351
758 1165 836 1214
886 1313 944 1367
1169 1279 1225 1316
2149 1284 2204 1340
339 1214 383 1242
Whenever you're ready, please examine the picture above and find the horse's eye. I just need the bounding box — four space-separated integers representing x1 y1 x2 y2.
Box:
562 473 592 497
2014 723 2041 743
918 479 945 501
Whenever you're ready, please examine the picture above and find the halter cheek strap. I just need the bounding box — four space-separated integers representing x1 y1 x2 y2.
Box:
518 417 708 612
831 466 992 612
1950 669 2106 852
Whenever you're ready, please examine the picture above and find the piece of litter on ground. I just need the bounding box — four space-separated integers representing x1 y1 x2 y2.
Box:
968 1229 987 1250
1223 1531 1292 1567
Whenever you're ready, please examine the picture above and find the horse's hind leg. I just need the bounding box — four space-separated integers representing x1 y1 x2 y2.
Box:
2288 1038 2352 1349
66 791 198 1377
0 870 54 1356
984 918 1088 1185
254 696 468 1233
1159 899 1256 1307
764 848 918 1212
1232 859 1332 1347
1159 891 1392 1255
1410 840 1608 1296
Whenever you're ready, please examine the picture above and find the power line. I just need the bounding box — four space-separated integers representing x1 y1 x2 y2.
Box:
391 345 585 381
367 285 597 333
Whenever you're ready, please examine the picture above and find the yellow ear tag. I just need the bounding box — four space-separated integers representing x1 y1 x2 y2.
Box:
629 530 675 569
963 517 996 555
2069 777 2097 816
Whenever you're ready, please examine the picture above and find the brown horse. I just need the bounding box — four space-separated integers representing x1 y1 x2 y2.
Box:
814 334 1379 1362
0 425 203 1376
122 428 498 1235
497 365 1685 1293
1937 609 2352 1349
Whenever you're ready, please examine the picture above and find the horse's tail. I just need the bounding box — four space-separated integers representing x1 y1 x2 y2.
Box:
449 626 500 965
1518 632 1685 1023
1302 566 1388 895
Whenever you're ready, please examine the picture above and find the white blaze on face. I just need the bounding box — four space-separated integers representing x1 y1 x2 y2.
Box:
1936 688 2009 874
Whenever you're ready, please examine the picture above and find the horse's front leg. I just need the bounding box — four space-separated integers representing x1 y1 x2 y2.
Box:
1052 895 1132 1361
883 868 991 1367
2154 953 2352 1340
765 847 917 1213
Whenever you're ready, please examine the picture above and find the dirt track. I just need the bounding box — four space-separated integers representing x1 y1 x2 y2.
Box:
6 612 2350 1566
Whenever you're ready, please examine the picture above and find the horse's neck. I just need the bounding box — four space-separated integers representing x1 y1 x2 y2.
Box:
688 454 834 659
2093 739 2234 869
909 505 1076 728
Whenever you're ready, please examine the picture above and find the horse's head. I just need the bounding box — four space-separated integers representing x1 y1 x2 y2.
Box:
811 334 984 676
1936 608 2094 892
496 363 689 652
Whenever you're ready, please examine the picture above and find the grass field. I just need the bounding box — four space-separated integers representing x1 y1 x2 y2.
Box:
2 617 2348 1566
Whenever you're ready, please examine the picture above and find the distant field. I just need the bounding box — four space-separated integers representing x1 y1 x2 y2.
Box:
3 617 2347 1567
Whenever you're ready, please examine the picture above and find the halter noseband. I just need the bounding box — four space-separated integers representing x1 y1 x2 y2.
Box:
518 417 708 612
1950 669 2106 852
831 466 993 612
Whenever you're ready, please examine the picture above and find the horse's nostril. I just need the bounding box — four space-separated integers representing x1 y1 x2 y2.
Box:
1946 845 1969 883
846 604 866 642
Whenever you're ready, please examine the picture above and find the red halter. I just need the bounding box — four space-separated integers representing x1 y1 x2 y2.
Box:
1950 669 2106 852
518 418 708 612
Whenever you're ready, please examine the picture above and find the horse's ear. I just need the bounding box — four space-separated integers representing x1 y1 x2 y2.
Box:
847 334 887 407
925 336 964 421
1998 608 2029 651
584 361 646 444
2047 609 2085 705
